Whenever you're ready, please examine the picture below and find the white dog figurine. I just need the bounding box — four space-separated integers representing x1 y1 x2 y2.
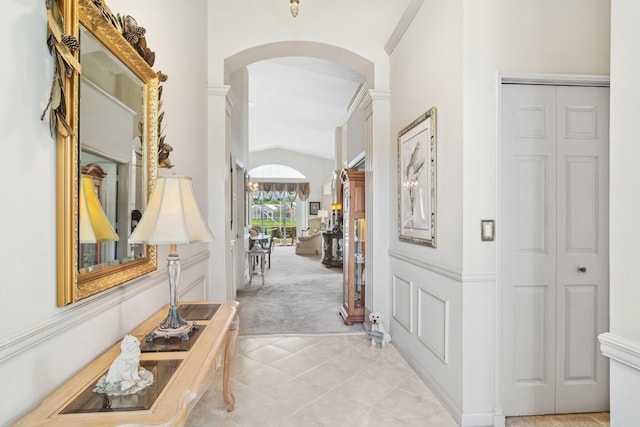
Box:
94 334 154 395
368 312 392 347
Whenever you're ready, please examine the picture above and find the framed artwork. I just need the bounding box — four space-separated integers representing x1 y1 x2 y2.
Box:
309 201 320 215
397 107 437 247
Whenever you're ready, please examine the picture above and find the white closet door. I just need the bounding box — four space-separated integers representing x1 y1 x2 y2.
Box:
500 84 609 416
555 86 609 413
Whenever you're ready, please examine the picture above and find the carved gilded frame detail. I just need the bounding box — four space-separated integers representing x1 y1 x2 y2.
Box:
56 0 158 306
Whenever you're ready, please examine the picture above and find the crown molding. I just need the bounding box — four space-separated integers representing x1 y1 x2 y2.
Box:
385 0 425 55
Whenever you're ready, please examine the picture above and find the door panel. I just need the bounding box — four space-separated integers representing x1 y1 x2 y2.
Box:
555 86 609 413
501 84 609 416
501 85 557 414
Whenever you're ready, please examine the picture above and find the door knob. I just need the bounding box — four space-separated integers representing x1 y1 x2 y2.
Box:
577 266 587 273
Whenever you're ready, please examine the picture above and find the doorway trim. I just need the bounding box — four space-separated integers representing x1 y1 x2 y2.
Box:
494 72 610 426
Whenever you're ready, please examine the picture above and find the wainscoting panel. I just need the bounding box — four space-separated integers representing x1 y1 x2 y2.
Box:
392 274 413 333
418 288 449 363
388 251 465 424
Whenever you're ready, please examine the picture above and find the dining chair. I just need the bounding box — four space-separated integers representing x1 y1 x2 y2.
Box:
248 246 266 286
264 234 275 268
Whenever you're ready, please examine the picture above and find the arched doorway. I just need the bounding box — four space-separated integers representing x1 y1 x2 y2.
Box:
213 41 389 325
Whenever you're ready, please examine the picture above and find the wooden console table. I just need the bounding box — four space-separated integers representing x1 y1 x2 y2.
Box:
15 300 239 426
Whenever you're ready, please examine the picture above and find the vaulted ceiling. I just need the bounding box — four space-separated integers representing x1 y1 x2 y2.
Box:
247 56 366 160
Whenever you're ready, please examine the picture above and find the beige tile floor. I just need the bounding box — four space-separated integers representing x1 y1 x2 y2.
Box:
185 333 610 427
186 333 458 426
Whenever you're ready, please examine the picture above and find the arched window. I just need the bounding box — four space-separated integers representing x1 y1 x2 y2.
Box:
247 164 309 245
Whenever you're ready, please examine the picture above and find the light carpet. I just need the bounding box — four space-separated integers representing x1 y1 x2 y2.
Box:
236 245 364 335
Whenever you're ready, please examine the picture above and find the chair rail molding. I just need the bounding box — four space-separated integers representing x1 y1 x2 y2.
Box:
599 332 640 372
0 250 210 364
389 249 461 282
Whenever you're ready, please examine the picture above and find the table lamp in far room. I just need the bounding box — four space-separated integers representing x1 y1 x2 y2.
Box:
129 175 214 341
318 209 329 229
331 202 342 231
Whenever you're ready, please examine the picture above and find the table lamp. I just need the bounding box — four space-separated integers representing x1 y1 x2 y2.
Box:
317 209 329 229
129 175 214 341
331 202 342 230
79 174 119 244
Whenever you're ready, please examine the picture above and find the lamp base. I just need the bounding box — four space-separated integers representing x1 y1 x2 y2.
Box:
145 306 198 341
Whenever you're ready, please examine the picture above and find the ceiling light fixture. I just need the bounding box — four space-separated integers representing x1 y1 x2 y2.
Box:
290 0 299 17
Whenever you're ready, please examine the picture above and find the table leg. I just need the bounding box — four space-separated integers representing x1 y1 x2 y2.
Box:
223 313 239 411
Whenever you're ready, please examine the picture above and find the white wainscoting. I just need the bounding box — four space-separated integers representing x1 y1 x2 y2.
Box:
389 250 497 426
392 275 413 333
389 251 462 423
418 288 450 364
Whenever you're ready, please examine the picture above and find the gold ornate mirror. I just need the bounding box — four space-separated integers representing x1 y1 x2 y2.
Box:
53 0 159 306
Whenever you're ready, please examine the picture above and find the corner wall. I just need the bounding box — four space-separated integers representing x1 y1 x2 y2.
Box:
603 0 640 425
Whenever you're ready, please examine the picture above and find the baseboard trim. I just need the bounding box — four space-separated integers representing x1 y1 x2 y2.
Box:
599 332 640 371
393 341 462 424
461 412 496 427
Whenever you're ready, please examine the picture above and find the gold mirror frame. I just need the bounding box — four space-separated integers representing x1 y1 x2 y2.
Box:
56 0 158 306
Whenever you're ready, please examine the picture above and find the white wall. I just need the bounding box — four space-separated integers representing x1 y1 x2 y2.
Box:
0 1 210 424
207 0 410 89
389 0 610 425
605 0 640 425
462 0 610 273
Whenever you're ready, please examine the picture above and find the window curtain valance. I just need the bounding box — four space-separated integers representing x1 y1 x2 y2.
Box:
253 182 310 201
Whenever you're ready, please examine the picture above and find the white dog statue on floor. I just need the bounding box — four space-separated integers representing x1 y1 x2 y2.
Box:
368 312 392 347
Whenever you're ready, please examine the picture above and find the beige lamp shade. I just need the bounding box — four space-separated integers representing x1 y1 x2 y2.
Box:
79 174 119 244
317 209 329 219
129 175 214 245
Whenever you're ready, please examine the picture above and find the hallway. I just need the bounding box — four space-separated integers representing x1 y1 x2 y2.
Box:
184 332 610 426
237 245 361 335
186 334 458 426
185 247 610 426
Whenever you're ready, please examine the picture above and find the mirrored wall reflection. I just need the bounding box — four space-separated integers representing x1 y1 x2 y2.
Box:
78 25 146 274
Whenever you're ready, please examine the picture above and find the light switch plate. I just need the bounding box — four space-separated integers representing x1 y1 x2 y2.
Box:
481 220 494 241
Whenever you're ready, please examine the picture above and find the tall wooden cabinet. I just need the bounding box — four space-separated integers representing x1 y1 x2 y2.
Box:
339 169 366 325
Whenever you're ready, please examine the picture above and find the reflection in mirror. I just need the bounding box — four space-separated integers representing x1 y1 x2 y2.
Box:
78 25 146 274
